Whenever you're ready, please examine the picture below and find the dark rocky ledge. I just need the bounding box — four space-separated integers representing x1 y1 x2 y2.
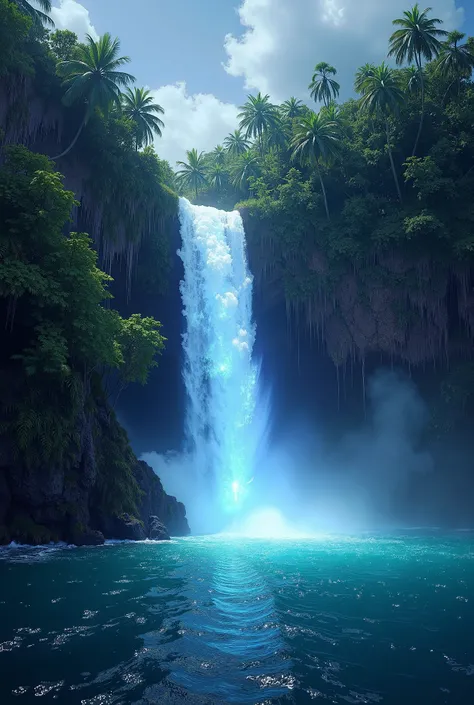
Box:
0 412 190 546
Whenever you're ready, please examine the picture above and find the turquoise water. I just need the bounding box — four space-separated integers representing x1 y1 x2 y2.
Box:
0 535 473 704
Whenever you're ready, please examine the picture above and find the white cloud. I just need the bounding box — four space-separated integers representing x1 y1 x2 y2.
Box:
150 82 238 166
51 0 99 41
224 0 465 103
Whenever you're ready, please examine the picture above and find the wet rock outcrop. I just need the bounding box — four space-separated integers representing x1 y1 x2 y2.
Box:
0 410 190 546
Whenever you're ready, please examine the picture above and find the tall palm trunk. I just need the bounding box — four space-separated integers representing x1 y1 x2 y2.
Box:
386 119 403 203
315 159 330 220
52 118 86 160
412 55 424 156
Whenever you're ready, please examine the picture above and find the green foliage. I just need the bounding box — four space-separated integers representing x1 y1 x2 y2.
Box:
403 156 454 200
0 146 165 465
53 32 136 159
238 93 280 144
0 0 33 75
13 0 53 28
309 62 340 106
94 410 141 517
403 211 445 239
48 29 78 61
357 63 404 117
224 129 250 157
388 4 447 67
226 31 474 340
118 314 165 387
280 97 305 120
176 148 208 199
58 32 135 117
121 87 165 149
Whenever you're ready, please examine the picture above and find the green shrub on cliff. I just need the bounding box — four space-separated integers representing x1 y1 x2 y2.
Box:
0 146 165 465
1 5 177 299
0 0 33 75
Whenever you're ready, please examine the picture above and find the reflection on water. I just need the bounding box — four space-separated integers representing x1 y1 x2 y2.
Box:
0 534 473 704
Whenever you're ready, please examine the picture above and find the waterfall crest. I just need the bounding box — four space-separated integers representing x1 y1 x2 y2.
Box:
178 198 264 512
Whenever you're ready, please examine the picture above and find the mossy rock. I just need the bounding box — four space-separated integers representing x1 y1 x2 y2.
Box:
70 522 104 546
10 514 58 545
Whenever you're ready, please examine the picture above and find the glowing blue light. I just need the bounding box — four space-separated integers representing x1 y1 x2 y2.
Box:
178 198 268 524
232 481 240 502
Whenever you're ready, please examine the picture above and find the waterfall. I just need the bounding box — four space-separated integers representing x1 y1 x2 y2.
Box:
178 198 264 514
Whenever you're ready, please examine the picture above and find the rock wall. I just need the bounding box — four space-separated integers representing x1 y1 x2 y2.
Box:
243 210 474 372
0 405 190 546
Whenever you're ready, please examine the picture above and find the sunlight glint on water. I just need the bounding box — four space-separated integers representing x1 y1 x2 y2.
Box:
1 534 474 704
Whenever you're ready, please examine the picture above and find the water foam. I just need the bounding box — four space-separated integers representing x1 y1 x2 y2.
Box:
178 198 267 516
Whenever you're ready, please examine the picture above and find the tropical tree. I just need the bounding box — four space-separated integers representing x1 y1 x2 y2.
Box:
13 0 53 26
320 100 341 122
231 151 260 192
357 63 404 203
176 148 208 199
211 145 227 165
207 163 227 192
280 97 305 120
290 111 341 219
224 129 250 157
121 87 164 150
53 33 135 159
388 4 447 155
309 62 340 107
238 93 280 153
114 314 165 405
48 29 78 61
264 117 290 151
403 65 423 95
436 31 474 98
354 63 376 93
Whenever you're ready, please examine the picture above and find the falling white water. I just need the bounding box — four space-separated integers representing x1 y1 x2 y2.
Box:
178 197 265 514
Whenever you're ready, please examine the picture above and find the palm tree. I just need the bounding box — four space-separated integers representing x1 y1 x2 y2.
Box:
14 0 54 27
320 100 340 121
309 62 340 107
290 112 341 220
354 63 376 93
208 163 226 192
436 31 474 98
388 4 447 155
121 87 164 150
357 63 404 203
224 129 250 157
238 93 280 153
176 148 208 200
403 65 423 95
53 33 135 159
231 151 260 192
264 117 290 151
211 145 227 165
280 97 305 120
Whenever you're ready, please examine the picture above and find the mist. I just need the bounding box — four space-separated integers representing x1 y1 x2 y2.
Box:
143 368 437 535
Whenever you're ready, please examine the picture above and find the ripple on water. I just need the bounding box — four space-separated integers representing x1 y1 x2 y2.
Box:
0 535 473 704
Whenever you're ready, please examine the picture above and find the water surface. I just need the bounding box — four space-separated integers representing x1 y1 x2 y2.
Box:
0 534 473 704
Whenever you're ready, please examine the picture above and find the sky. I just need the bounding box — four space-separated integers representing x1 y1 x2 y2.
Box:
49 0 472 166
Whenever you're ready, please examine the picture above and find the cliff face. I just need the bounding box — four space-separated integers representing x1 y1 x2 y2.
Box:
0 65 188 546
0 402 190 546
243 210 474 374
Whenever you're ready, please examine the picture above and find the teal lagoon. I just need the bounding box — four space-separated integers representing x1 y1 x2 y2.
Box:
0 533 473 704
